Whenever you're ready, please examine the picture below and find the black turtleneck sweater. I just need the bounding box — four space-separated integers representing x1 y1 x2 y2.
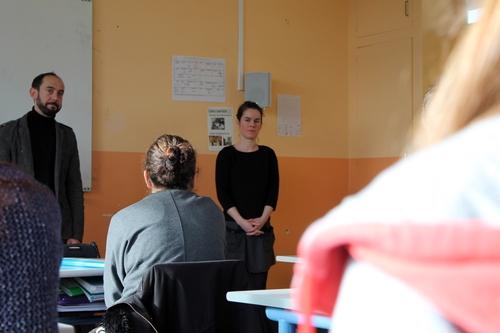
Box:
27 109 56 193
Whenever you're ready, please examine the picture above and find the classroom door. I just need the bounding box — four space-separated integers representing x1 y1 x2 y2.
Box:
348 0 421 158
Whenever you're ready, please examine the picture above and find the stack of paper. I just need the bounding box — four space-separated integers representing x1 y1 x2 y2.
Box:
58 276 105 312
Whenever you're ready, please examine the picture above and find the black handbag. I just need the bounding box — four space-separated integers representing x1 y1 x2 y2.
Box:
64 241 100 258
245 227 276 273
225 220 276 273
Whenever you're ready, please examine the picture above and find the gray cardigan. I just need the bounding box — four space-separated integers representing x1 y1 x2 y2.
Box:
0 112 84 240
104 189 226 306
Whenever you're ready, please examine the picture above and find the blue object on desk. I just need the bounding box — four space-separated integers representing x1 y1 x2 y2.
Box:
60 258 105 278
265 308 331 333
62 258 105 268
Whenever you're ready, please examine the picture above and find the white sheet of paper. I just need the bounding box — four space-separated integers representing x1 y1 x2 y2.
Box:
172 56 225 102
277 95 301 136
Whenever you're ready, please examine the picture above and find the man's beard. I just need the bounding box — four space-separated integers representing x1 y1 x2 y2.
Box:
36 97 60 118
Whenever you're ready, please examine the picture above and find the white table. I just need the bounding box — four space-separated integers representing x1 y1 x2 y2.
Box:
226 289 331 333
227 288 293 309
276 255 300 264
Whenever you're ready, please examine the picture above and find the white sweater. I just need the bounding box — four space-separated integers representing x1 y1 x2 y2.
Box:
313 115 500 333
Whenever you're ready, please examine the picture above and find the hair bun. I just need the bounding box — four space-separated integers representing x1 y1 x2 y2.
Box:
145 134 196 190
164 146 180 171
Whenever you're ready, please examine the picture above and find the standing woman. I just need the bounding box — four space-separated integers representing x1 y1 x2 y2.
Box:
216 101 279 290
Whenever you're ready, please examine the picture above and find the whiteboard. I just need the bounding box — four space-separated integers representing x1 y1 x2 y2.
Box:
0 0 93 191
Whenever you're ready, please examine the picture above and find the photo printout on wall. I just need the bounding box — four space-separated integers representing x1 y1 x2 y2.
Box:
208 107 233 151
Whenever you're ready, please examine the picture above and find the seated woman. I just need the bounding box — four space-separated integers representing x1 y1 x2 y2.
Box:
0 163 62 332
104 134 226 306
293 1 500 332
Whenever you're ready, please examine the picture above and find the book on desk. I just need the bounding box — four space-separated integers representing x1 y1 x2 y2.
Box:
58 275 105 312
75 276 104 294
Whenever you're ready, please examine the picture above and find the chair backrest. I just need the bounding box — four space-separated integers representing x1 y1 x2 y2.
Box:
105 260 249 333
64 242 100 258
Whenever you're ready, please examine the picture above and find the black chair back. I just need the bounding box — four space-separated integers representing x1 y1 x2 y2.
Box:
105 260 250 333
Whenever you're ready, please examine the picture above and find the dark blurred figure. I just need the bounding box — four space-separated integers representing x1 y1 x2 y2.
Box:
0 163 62 332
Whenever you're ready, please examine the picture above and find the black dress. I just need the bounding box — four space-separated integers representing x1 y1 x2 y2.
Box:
216 145 280 333
215 145 279 278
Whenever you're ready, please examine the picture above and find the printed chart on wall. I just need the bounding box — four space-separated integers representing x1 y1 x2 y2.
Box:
208 108 233 151
172 56 225 102
277 94 301 136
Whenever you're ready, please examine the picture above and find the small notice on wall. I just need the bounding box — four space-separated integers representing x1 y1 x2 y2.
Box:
172 56 225 102
208 107 233 151
277 94 301 136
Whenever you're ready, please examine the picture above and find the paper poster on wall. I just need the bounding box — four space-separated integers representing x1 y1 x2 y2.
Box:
277 94 301 136
208 108 233 151
172 56 225 102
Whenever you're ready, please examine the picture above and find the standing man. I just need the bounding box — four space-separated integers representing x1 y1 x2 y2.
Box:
0 72 84 244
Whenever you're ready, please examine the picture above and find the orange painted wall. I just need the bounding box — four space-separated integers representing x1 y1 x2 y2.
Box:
84 151 348 288
88 0 351 288
85 0 411 288
83 150 394 287
85 0 426 289
347 157 399 194
92 0 348 157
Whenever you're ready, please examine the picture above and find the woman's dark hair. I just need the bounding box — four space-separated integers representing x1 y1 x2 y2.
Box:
144 134 196 190
236 101 263 121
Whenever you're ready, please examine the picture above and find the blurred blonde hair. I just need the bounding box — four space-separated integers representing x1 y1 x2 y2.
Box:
411 0 500 150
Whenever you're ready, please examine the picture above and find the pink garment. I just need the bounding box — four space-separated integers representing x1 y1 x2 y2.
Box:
292 221 500 333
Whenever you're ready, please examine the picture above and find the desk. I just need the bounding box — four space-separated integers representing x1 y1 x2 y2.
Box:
59 258 106 327
226 289 331 333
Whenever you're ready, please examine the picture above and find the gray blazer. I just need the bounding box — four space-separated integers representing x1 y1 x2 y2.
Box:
0 112 84 240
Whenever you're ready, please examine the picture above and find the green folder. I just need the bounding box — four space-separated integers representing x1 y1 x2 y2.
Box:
60 278 84 297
